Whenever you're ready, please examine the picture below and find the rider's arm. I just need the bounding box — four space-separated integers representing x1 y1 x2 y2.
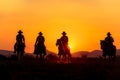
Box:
111 37 114 42
22 35 25 43
16 35 18 41
66 36 68 42
43 36 45 42
35 37 38 46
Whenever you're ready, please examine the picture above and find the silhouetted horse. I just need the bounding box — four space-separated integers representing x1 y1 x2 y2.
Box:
15 42 25 59
34 43 46 62
100 40 116 60
56 39 71 63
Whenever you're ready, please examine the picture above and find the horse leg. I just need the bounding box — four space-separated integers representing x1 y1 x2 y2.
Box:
40 54 42 61
42 54 45 63
39 54 44 63
36 54 38 59
58 54 61 61
43 54 46 63
108 53 112 61
103 55 106 60
68 54 72 63
59 55 61 59
17 52 21 60
63 54 66 61
103 51 107 60
112 51 116 61
20 50 24 58
113 55 116 61
108 55 111 61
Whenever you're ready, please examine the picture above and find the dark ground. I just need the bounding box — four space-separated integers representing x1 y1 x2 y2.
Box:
0 55 120 80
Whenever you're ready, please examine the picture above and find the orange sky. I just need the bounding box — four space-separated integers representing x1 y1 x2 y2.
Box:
0 0 120 53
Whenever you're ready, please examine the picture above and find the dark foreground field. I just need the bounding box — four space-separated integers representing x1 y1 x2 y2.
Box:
0 55 120 80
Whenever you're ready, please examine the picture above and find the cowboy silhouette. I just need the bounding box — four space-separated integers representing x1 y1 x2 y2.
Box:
34 32 46 57
14 30 25 53
35 32 45 46
59 31 70 54
57 31 71 62
100 32 116 60
60 31 68 47
105 32 114 46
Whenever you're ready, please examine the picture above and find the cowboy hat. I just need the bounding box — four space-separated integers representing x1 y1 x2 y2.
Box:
62 31 66 35
38 32 43 35
107 32 111 35
18 30 23 33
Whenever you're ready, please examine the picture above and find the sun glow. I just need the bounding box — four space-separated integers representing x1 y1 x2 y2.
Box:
68 45 72 49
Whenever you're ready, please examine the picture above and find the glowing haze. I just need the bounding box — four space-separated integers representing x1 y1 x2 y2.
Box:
0 0 120 53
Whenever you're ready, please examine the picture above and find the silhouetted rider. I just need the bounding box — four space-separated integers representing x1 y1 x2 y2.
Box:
60 31 68 46
105 32 114 46
35 32 45 46
60 31 69 52
34 32 46 55
14 30 25 53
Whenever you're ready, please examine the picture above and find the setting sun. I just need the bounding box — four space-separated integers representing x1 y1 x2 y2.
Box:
68 45 72 49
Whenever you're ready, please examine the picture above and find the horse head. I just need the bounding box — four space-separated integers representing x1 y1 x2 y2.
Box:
56 39 61 46
100 40 106 50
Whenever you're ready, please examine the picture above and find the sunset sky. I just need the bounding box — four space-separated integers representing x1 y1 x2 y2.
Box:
0 0 120 53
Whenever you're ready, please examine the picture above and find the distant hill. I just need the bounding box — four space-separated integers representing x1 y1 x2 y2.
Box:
0 49 120 58
72 49 120 58
72 51 90 57
72 50 102 58
116 49 120 56
0 50 13 57
0 49 56 58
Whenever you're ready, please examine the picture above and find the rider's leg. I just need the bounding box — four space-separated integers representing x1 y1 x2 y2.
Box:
40 54 42 60
43 48 46 60
13 43 17 53
23 43 25 53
